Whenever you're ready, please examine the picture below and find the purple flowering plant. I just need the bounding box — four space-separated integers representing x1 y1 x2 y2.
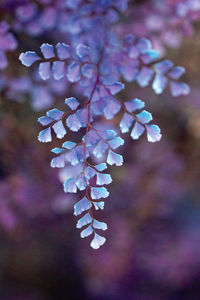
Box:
1 0 199 249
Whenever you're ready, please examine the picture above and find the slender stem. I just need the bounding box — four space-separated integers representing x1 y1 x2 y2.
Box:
79 72 101 233
101 82 140 122
92 126 112 150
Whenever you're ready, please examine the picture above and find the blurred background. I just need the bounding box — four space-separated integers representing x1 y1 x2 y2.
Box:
1 6 200 300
